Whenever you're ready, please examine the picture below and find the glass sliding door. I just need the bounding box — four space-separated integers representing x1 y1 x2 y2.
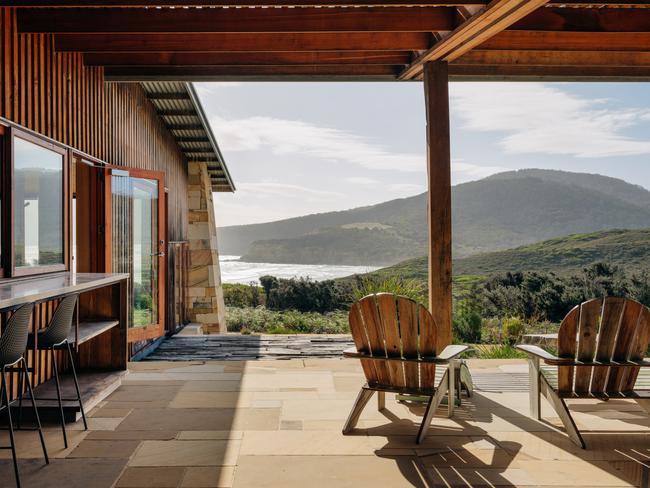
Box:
109 168 166 343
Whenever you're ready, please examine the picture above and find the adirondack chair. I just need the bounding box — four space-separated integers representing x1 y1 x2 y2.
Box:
516 297 650 449
342 293 469 444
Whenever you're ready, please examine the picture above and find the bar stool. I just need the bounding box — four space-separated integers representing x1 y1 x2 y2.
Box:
0 303 49 488
25 295 88 449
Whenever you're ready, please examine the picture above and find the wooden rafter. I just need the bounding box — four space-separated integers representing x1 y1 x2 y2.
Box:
512 7 650 31
3 0 649 6
455 49 650 67
481 30 650 51
104 65 400 80
18 6 455 33
398 0 551 80
84 51 413 66
56 32 434 52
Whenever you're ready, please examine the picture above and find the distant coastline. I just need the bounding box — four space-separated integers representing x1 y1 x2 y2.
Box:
219 255 379 284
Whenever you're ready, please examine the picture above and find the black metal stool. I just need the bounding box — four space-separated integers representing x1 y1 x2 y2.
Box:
0 303 49 488
24 294 88 449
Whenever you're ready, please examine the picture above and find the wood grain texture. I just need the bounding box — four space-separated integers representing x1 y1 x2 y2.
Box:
423 61 452 353
574 298 602 393
590 297 625 393
557 305 579 392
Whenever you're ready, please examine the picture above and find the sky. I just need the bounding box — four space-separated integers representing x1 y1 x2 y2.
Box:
195 82 650 228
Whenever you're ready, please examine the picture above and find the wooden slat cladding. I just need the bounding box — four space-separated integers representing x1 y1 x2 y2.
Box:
0 7 188 241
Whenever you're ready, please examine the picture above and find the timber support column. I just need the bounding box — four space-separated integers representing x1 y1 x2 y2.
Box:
187 161 227 333
424 61 452 352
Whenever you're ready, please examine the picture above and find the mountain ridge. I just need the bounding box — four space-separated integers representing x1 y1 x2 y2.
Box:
218 169 650 265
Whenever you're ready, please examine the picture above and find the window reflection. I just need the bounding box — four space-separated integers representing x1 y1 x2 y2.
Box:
13 137 64 268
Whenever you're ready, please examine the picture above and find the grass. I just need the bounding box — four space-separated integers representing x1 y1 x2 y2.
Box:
471 344 528 359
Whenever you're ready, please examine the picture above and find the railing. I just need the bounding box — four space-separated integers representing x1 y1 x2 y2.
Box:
167 241 189 334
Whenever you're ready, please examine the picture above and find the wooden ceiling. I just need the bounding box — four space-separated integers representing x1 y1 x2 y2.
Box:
5 1 650 81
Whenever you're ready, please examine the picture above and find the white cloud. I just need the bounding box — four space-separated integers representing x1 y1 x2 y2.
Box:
451 83 650 158
344 176 379 186
452 159 508 184
209 114 424 172
233 181 343 201
387 183 425 194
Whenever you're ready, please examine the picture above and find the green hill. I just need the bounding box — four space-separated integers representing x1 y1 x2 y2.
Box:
220 169 650 265
367 229 650 282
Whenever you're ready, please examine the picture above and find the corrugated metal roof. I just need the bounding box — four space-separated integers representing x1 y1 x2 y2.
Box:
140 81 235 192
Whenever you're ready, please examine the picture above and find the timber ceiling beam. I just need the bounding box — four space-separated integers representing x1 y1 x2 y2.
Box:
398 0 551 80
480 30 650 51
448 64 650 80
83 51 412 66
18 6 455 33
104 64 400 80
4 0 649 6
55 32 435 52
511 7 650 31
455 49 650 66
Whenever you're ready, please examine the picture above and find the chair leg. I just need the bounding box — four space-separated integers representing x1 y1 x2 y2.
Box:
528 357 541 420
2 368 21 488
377 391 385 411
417 368 449 444
22 358 49 464
342 388 374 434
66 342 87 430
51 349 69 449
540 375 585 449
17 364 24 430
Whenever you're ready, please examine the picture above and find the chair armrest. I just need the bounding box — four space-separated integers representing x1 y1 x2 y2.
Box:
515 344 560 362
437 345 470 361
343 346 469 364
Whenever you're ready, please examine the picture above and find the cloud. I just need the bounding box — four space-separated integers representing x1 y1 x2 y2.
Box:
209 114 424 172
344 176 379 186
451 83 650 158
233 181 344 201
452 159 508 184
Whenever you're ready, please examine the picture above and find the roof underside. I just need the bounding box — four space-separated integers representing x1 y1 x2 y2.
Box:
7 1 650 82
141 81 235 192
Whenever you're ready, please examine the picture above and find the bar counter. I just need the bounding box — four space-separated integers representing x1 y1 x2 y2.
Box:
0 272 129 312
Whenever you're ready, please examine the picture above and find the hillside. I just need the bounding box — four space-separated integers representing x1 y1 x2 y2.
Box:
366 229 650 282
220 169 650 265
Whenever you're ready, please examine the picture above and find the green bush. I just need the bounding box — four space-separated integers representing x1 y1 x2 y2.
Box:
265 277 351 313
453 311 482 344
502 317 526 345
226 306 349 334
223 283 262 308
473 344 527 359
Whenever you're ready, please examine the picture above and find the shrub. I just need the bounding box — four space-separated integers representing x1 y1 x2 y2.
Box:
266 277 351 313
453 311 482 344
223 282 262 308
502 317 526 345
352 275 426 304
473 344 527 359
225 306 349 334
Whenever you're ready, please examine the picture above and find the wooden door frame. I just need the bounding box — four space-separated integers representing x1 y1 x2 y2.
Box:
103 165 166 343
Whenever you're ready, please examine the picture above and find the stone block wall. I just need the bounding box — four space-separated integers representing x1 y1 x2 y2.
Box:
186 161 226 333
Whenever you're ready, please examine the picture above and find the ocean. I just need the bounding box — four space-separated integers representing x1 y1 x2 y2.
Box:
219 256 380 285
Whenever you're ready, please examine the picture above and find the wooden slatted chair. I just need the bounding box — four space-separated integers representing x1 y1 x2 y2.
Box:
516 297 650 449
342 293 469 444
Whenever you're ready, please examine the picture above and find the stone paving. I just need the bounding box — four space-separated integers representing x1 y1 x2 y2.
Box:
2 358 650 487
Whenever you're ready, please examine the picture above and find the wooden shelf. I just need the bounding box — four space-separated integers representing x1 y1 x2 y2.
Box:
68 320 120 345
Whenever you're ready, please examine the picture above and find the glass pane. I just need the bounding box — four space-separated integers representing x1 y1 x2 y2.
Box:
111 174 159 329
13 137 64 268
132 178 158 327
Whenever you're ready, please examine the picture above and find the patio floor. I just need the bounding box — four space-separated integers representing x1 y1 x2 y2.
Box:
2 358 650 487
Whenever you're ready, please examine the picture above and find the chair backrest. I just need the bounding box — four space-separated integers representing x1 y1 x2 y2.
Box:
0 303 34 367
39 294 78 347
557 296 650 395
348 293 438 392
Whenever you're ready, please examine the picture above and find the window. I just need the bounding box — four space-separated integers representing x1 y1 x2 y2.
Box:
10 130 68 276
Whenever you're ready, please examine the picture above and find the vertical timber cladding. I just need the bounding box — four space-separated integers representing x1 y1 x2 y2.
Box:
0 7 188 242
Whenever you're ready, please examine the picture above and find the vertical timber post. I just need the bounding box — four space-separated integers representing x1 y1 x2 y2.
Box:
423 61 452 353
